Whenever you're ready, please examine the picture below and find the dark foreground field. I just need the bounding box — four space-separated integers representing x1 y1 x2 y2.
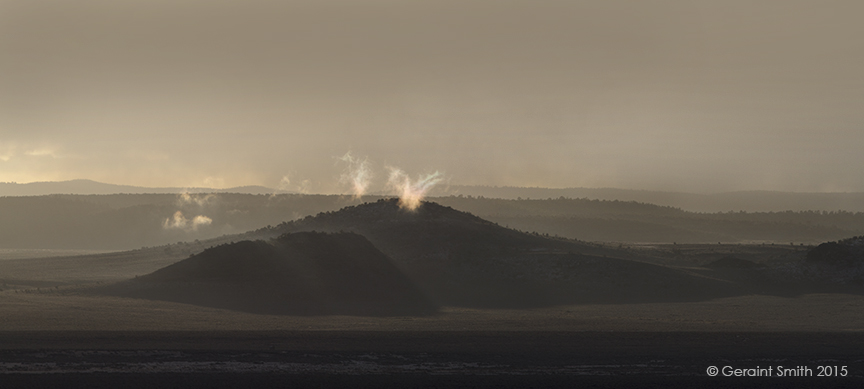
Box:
3 243 864 387
1 330 863 388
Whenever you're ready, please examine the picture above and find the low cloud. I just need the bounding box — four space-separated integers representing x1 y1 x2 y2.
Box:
177 192 215 207
163 211 213 231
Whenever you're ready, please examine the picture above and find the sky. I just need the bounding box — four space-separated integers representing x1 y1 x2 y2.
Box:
1 0 862 194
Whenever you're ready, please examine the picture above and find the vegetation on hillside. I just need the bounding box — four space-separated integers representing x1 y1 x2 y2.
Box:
95 231 436 316
807 236 864 266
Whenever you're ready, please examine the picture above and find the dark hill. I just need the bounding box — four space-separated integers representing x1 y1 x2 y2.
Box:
269 199 737 307
95 232 436 316
807 238 864 267
705 256 761 269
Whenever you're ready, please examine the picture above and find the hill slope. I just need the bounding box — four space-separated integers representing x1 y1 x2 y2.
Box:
94 232 435 316
268 199 737 307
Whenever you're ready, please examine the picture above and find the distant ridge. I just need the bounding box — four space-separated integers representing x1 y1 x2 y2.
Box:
430 185 864 213
5 179 864 212
0 179 286 196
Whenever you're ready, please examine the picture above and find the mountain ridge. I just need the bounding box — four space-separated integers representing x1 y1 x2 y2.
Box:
0 179 286 196
6 179 864 212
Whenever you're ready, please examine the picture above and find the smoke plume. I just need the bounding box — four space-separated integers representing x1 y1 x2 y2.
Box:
387 168 444 211
338 151 373 199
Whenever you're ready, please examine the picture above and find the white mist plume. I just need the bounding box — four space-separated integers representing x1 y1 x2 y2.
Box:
192 215 213 228
163 211 213 231
338 151 373 199
387 168 444 211
281 175 311 194
278 175 292 192
270 175 292 198
271 174 312 197
296 179 311 194
177 192 215 207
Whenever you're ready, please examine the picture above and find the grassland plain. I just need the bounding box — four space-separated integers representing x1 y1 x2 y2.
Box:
2 291 864 387
2 292 864 332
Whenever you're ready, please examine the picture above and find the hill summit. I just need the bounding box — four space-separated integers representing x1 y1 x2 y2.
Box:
97 231 435 316
269 199 735 307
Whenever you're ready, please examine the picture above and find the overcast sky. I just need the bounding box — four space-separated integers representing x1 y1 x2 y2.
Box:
1 0 862 193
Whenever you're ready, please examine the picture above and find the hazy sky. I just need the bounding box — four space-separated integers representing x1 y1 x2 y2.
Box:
1 0 862 193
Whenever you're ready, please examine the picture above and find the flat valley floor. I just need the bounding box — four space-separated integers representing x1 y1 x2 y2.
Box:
1 292 864 388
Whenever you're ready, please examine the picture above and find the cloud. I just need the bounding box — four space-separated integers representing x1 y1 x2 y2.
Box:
24 148 59 158
191 215 213 228
0 143 63 162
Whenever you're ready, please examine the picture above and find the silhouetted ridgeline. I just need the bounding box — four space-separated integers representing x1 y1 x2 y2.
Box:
93 232 436 316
